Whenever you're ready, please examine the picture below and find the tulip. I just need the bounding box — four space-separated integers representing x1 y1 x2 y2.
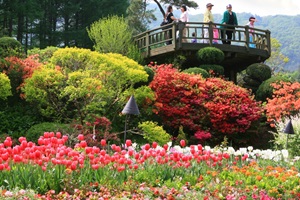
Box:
78 134 84 141
180 140 186 147
100 139 107 146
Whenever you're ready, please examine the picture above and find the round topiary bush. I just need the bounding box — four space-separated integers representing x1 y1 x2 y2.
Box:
0 37 23 58
199 64 224 76
243 76 261 87
182 67 209 78
255 75 290 102
246 63 272 82
196 47 224 64
26 122 73 143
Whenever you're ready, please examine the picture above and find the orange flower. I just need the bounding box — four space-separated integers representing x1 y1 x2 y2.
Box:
256 175 262 181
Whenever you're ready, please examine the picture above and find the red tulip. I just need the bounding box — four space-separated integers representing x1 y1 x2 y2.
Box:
180 140 186 147
77 134 84 141
100 139 106 146
144 143 150 151
152 142 158 149
125 139 132 147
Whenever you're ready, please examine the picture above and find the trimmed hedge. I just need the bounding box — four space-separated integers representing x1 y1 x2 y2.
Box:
26 122 74 143
182 67 209 78
243 76 261 87
0 37 23 58
255 75 290 102
199 64 224 76
196 47 224 64
246 63 272 82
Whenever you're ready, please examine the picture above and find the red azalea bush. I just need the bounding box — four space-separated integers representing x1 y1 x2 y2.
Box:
204 78 262 134
150 64 208 132
150 64 263 142
266 81 300 123
0 55 41 97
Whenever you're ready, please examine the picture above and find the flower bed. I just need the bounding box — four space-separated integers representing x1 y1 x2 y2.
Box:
0 132 299 199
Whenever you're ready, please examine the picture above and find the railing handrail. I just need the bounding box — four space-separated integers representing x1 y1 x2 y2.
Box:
133 22 271 57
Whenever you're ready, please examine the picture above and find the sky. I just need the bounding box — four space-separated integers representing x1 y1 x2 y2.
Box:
188 0 300 16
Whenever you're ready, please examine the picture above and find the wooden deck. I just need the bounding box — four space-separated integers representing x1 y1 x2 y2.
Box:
134 22 271 81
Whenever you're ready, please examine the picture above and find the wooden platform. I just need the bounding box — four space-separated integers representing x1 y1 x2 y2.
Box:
134 22 271 82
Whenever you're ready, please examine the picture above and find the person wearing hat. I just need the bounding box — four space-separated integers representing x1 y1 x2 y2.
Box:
220 4 238 44
203 3 214 43
246 16 256 48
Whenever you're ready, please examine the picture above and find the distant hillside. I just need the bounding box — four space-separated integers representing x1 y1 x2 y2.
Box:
148 6 300 71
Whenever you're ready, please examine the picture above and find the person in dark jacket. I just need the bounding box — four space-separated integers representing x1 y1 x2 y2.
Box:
220 4 238 44
165 5 177 45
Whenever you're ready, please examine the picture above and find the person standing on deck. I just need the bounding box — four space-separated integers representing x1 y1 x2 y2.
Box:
203 3 214 43
178 4 189 43
220 4 238 44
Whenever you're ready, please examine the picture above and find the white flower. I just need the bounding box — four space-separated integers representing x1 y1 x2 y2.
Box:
281 149 289 160
234 150 242 156
227 147 235 155
239 147 247 155
247 146 253 152
204 146 211 151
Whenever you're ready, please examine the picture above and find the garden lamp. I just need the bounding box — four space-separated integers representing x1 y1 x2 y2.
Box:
121 95 140 144
283 119 294 148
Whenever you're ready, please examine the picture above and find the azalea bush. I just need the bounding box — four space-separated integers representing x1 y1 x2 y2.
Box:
150 64 262 144
0 132 299 199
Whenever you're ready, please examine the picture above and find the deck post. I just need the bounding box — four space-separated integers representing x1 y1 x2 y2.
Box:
245 26 250 49
146 32 150 57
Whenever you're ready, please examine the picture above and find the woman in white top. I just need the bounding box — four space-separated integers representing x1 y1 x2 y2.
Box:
178 5 189 43
246 16 256 48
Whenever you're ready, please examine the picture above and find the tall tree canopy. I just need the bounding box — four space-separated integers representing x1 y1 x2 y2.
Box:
0 0 129 50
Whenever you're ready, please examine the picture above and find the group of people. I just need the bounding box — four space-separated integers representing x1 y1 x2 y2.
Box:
163 3 257 46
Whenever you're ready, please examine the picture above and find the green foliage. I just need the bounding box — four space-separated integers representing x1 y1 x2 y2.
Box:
134 66 153 88
199 64 224 76
23 47 148 125
265 38 289 73
25 122 73 143
255 75 290 102
243 76 261 87
272 119 300 157
0 37 23 58
0 73 12 100
0 103 42 139
126 0 157 35
182 67 209 78
246 63 272 82
138 121 171 146
27 46 59 63
87 15 133 55
126 44 145 65
196 47 224 64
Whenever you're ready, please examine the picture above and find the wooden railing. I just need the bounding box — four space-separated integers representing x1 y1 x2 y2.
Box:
134 22 271 57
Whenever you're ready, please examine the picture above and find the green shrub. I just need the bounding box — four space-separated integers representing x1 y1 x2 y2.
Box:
0 103 42 139
243 76 261 87
272 119 300 157
0 37 23 58
246 63 272 82
182 67 209 78
0 73 12 100
196 47 224 64
26 122 73 143
199 64 224 76
138 121 171 146
255 75 290 102
27 46 59 63
134 66 154 88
